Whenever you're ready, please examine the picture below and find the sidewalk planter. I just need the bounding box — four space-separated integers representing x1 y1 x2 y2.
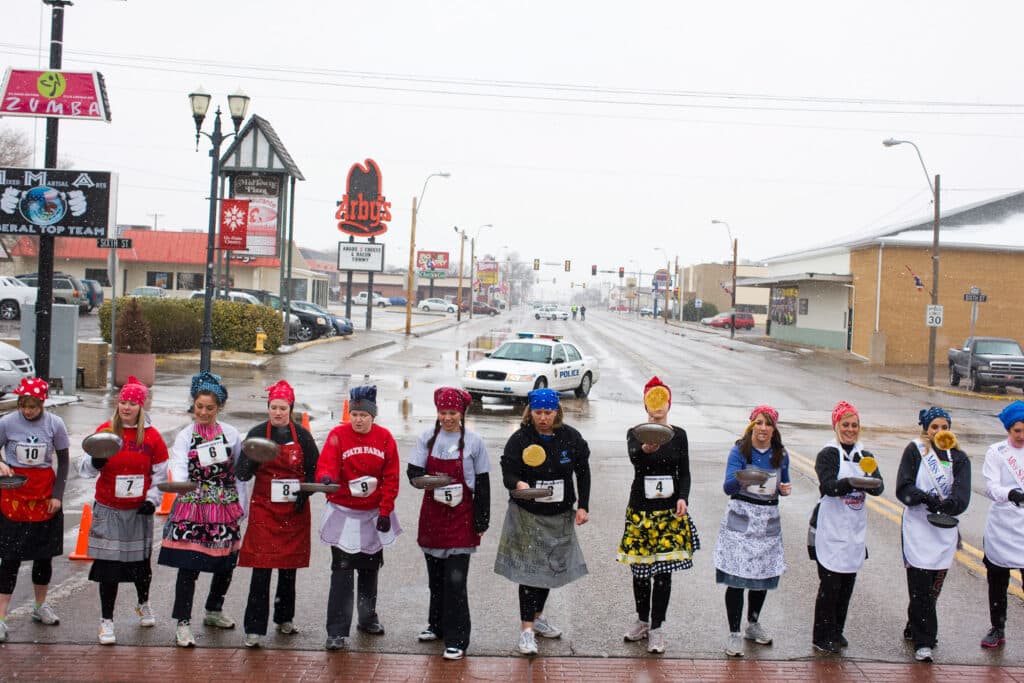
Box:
114 298 155 387
114 351 155 387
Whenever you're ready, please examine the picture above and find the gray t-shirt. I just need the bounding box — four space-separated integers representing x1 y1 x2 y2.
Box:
410 427 489 489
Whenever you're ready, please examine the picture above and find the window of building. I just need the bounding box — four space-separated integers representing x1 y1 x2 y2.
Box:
84 268 110 286
177 272 203 291
736 303 767 315
146 271 171 289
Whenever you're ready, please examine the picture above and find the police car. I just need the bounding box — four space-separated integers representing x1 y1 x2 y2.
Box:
461 333 600 400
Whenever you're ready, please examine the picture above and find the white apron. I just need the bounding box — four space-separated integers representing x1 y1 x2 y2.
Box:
902 439 957 570
984 441 1024 568
815 440 868 574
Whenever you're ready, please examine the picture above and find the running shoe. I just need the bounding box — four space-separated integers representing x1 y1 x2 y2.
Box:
724 631 744 657
357 618 385 635
276 621 299 635
623 619 650 642
517 629 538 655
981 627 1005 649
744 621 773 645
418 627 440 642
176 620 196 647
0 621 7 643
98 619 116 646
203 611 236 629
136 603 156 628
442 647 465 660
915 646 933 662
812 639 840 654
533 615 562 639
647 628 666 654
325 635 345 650
31 603 59 625
244 633 261 648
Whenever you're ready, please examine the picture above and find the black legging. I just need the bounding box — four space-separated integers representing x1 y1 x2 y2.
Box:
518 585 550 623
172 569 233 622
99 578 151 620
0 558 52 594
326 552 379 638
725 587 767 632
244 568 297 636
813 562 856 645
425 554 471 650
984 556 1022 630
633 574 672 629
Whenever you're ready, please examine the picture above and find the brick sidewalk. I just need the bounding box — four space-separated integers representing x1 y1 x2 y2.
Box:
3 645 1024 682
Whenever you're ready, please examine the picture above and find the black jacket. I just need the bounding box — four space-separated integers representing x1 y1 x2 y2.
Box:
501 422 591 515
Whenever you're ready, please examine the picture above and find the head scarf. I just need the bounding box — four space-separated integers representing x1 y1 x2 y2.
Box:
190 371 228 404
749 405 779 424
434 387 472 414
14 377 48 401
528 388 560 411
350 385 378 417
643 376 671 411
999 401 1024 430
831 400 858 428
119 375 148 405
918 406 952 429
267 380 295 406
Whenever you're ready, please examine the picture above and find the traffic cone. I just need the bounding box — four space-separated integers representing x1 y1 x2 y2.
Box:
341 399 350 424
302 411 311 431
156 470 175 516
69 503 94 561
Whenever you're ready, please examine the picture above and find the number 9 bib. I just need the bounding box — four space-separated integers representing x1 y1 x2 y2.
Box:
348 475 378 498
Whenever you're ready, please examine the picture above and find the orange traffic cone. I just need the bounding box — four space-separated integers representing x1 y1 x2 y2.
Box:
156 470 175 516
341 399 350 424
302 411 311 431
69 503 94 561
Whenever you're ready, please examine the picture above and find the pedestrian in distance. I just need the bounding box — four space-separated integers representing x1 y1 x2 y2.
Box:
895 406 970 663
571 305 578 320
579 305 586 321
713 405 791 657
236 380 320 648
809 400 884 654
78 377 169 645
158 371 244 647
979 400 1024 650
316 385 402 651
0 378 70 642
494 387 590 656
408 387 490 661
617 377 699 654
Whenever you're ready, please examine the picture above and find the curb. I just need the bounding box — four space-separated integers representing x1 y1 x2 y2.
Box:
880 375 1021 402
347 340 398 358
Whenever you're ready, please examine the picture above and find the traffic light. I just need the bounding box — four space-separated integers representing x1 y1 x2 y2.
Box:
533 258 540 271
618 266 624 278
591 264 597 276
564 260 571 272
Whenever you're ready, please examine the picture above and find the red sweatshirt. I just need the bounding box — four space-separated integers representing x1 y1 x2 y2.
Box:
94 421 169 509
315 423 400 516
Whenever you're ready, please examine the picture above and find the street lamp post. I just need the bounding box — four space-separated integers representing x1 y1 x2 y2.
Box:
884 138 940 386
712 219 737 339
454 226 467 321
188 87 250 373
654 247 671 324
469 223 493 319
404 172 451 335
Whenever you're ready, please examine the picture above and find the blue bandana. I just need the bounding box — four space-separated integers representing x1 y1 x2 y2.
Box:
350 385 378 417
918 406 951 429
190 371 227 404
528 388 559 411
999 401 1024 430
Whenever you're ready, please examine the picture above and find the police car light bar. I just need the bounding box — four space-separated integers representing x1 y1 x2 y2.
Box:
517 332 562 341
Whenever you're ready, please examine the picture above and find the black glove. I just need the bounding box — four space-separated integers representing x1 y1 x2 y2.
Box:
376 515 391 532
319 476 334 486
91 457 107 470
293 491 311 513
924 493 942 513
835 478 855 495
136 500 156 516
1009 489 1024 506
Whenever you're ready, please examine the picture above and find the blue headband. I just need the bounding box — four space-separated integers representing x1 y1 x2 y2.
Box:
918 406 951 428
999 401 1024 430
528 388 559 411
190 371 227 404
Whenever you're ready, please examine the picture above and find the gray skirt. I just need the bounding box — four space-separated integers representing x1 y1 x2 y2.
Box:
493 503 588 589
88 501 154 563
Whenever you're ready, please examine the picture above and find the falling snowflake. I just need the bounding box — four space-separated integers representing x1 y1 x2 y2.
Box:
223 205 246 230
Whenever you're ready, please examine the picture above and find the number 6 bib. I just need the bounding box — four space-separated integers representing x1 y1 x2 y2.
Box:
348 475 378 498
196 440 228 467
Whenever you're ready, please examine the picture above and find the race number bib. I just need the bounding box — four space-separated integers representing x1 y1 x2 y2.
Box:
535 479 564 503
114 474 145 499
433 484 463 508
14 442 44 466
196 440 229 467
644 475 674 499
746 471 778 497
271 478 300 503
348 475 378 498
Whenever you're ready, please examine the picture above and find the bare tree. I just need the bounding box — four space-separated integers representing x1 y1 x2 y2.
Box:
0 127 33 167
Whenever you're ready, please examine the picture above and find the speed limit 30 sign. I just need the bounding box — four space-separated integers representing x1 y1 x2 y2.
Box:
926 304 944 327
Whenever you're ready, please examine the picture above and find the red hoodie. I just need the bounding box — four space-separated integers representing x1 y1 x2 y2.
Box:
315 422 400 516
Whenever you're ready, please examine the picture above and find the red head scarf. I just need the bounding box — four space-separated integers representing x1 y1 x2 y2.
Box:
266 380 296 406
749 405 779 424
831 400 859 428
119 375 148 405
434 387 472 414
14 377 48 401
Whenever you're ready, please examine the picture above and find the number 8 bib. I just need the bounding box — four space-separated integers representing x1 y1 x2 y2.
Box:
271 478 300 503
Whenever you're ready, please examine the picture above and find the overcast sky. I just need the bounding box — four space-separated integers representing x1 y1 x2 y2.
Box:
3 1 1023 292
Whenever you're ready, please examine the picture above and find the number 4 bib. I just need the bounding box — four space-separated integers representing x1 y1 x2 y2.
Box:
644 475 674 499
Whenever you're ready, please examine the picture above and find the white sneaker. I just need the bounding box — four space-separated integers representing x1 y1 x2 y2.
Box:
276 621 299 635
31 603 59 625
98 619 116 646
725 631 744 657
442 647 465 660
418 627 440 642
135 603 156 627
915 646 933 662
517 629 538 655
202 611 235 629
623 619 650 642
533 615 562 639
744 620 773 645
647 627 666 654
176 620 196 647
0 621 7 643
244 633 261 648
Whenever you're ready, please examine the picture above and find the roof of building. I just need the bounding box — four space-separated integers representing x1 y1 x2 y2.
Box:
219 115 304 180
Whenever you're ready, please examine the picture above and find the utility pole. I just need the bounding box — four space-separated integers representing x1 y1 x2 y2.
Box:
730 238 738 340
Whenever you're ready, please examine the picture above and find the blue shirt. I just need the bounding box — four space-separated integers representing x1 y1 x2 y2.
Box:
722 444 790 496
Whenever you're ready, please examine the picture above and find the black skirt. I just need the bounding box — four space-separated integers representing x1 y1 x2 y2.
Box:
88 558 153 584
0 509 63 561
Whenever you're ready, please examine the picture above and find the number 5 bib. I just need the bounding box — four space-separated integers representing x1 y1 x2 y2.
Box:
433 483 463 508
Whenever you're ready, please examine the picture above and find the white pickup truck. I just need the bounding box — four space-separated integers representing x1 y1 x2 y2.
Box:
352 291 389 307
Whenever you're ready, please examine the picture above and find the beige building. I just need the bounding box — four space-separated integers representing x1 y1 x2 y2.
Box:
682 262 769 324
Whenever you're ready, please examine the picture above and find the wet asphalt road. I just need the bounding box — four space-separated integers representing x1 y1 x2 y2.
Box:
2 306 1022 665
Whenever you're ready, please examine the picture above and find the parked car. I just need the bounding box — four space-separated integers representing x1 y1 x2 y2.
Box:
0 275 37 321
461 300 500 316
639 307 654 317
461 332 600 400
292 300 353 337
534 305 569 320
419 297 456 313
188 290 260 304
0 340 35 397
231 288 304 339
17 272 89 314
352 291 389 307
700 311 755 330
948 337 1024 393
608 302 629 312
81 278 104 312
284 301 335 341
129 286 167 298
388 296 408 306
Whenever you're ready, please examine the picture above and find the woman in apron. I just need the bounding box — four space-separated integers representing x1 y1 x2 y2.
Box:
316 385 401 651
494 388 590 656
713 404 791 657
979 400 1024 649
0 378 69 642
895 406 970 663
236 380 319 648
79 377 169 645
408 387 490 660
157 371 244 648
616 377 699 655
810 400 884 654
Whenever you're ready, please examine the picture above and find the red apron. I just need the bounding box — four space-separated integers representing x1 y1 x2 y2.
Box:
238 422 311 568
1 466 56 522
417 443 478 549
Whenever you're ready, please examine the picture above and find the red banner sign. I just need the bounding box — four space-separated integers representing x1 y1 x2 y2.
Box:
1 69 111 122
219 199 250 250
416 251 449 270
335 158 391 237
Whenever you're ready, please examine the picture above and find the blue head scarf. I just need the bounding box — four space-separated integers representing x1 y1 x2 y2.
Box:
190 371 227 404
350 385 378 417
918 406 951 429
999 401 1024 430
528 388 559 411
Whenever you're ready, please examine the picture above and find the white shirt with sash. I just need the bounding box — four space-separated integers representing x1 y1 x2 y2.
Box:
815 439 870 574
983 440 1024 568
902 438 957 570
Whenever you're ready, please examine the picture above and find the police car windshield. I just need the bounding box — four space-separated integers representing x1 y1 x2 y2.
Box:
491 342 551 363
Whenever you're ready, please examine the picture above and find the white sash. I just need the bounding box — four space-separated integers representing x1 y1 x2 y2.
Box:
1004 448 1024 491
914 439 953 499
